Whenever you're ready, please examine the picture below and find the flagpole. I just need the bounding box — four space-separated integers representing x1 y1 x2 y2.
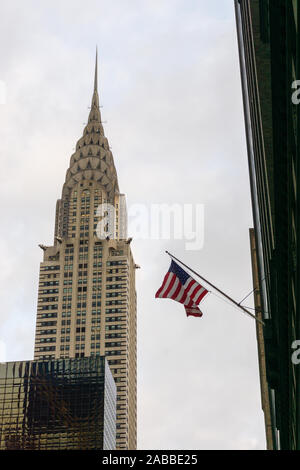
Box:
165 251 265 326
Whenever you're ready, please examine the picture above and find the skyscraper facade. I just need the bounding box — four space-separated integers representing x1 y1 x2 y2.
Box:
235 0 300 449
33 53 137 450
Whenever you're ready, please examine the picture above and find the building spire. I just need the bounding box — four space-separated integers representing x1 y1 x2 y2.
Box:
63 49 119 201
89 47 101 122
94 46 98 92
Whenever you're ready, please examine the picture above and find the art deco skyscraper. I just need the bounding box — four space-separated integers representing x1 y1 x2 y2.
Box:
33 52 137 450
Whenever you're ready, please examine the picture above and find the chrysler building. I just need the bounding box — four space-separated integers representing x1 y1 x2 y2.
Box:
33 52 137 450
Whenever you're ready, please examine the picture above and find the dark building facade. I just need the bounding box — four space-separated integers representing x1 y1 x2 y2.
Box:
235 0 300 449
0 356 116 450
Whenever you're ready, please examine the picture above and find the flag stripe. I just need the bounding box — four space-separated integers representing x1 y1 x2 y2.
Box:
197 289 208 304
158 272 174 297
193 286 207 304
162 273 177 298
187 311 202 318
188 284 203 302
168 278 180 299
184 279 196 296
184 298 194 308
184 305 202 317
155 272 170 298
173 285 186 302
171 281 183 300
177 289 188 305
187 282 201 299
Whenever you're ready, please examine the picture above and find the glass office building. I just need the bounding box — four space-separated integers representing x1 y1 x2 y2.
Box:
0 356 116 450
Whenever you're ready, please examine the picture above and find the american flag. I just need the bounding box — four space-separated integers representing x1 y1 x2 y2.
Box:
155 260 209 317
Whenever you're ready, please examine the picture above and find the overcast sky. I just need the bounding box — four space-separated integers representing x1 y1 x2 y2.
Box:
0 0 266 450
